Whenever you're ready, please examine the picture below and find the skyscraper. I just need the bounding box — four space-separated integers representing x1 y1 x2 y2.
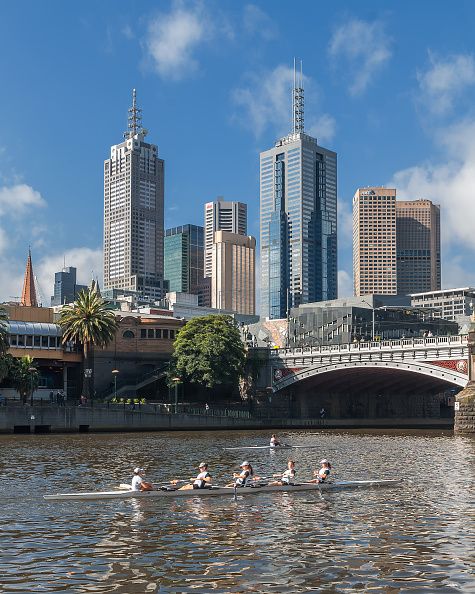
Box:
260 61 337 320
103 89 166 301
164 224 204 295
396 200 441 294
211 231 256 315
204 197 247 278
353 187 397 296
50 267 87 306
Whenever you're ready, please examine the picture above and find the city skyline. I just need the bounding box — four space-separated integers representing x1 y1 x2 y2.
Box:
2 1 475 304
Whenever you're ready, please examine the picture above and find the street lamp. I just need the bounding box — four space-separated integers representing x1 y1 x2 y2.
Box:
172 376 180 413
111 369 120 401
28 366 37 407
360 299 375 341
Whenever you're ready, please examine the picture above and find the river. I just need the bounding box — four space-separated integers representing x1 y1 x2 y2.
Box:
0 429 473 593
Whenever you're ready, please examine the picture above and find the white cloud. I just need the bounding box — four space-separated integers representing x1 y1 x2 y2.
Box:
307 114 336 144
388 118 475 286
0 184 46 216
417 53 475 115
329 18 392 95
338 270 353 298
35 247 103 303
233 64 335 140
145 1 230 80
243 4 277 40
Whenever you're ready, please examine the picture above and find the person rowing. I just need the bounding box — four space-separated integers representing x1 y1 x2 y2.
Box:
270 460 296 485
310 459 332 483
131 467 154 491
227 461 255 487
270 434 281 447
177 462 212 490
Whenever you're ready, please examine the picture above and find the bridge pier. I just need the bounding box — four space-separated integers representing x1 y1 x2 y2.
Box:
455 327 475 433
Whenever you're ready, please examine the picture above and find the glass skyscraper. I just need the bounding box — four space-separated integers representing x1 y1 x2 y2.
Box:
260 65 337 319
164 224 204 295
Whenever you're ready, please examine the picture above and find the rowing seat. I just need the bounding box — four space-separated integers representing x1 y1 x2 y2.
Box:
160 486 178 491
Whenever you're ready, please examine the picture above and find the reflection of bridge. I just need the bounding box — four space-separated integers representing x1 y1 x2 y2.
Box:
265 335 469 392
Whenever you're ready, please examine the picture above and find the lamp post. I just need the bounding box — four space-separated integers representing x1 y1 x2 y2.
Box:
111 369 120 400
361 299 375 341
28 366 37 407
172 377 180 413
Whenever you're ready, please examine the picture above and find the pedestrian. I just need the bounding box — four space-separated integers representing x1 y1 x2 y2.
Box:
49 390 54 404
320 407 326 419
205 403 209 413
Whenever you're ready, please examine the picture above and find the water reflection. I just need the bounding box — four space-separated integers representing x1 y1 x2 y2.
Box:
0 430 473 593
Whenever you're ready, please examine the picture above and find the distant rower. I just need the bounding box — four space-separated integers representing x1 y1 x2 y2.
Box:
270 434 281 447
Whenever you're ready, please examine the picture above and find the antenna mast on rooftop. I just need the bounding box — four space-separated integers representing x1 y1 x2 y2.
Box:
292 58 304 134
124 88 144 139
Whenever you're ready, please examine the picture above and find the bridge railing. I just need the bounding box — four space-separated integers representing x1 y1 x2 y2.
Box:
270 335 467 357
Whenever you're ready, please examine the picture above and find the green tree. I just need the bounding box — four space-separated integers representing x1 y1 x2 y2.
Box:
58 287 119 401
11 355 39 404
0 353 14 384
171 315 246 391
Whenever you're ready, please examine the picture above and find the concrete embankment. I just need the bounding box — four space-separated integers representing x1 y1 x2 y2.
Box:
0 405 453 433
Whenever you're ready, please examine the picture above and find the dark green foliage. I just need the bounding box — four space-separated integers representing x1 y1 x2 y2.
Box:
171 315 246 389
11 355 39 404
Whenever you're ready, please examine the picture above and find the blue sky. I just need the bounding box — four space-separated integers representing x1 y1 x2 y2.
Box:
1 0 475 304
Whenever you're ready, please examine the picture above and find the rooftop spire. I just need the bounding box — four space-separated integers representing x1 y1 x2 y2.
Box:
20 248 38 307
124 88 144 139
292 58 304 134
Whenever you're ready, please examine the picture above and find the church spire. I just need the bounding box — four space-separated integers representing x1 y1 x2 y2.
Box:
20 248 38 307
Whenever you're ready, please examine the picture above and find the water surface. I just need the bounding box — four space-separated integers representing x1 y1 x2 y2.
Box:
1 429 474 593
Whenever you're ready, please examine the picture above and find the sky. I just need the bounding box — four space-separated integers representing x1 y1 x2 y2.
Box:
1 0 475 305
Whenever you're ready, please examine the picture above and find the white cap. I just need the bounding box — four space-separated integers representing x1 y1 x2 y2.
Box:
240 461 250 467
199 462 207 468
134 467 144 474
320 459 328 464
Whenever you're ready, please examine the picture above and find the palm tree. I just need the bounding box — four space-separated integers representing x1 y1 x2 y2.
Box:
11 355 38 404
0 306 10 356
58 287 119 402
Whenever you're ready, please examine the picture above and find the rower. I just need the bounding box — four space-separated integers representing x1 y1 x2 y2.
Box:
270 434 281 447
178 462 212 490
310 459 332 483
131 467 154 491
227 461 254 487
270 459 296 485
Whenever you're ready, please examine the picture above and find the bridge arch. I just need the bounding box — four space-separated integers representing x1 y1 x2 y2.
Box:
273 359 468 392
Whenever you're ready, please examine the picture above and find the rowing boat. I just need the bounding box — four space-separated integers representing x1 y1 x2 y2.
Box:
223 445 320 450
43 479 398 501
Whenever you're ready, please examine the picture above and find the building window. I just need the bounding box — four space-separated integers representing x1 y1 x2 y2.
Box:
34 336 40 347
26 335 33 347
123 330 135 339
42 336 48 348
140 329 146 338
147 329 154 338
163 329 169 339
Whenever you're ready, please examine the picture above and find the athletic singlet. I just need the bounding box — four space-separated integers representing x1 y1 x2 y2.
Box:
318 467 330 482
235 469 252 486
193 471 211 489
131 475 143 491
281 468 296 485
270 437 279 447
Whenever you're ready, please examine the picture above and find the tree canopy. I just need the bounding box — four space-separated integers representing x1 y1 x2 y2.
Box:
11 355 38 404
171 315 246 389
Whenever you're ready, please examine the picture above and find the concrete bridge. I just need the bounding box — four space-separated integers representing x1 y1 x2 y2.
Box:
251 335 468 422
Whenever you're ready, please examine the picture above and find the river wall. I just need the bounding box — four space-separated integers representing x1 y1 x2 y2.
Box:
0 405 453 433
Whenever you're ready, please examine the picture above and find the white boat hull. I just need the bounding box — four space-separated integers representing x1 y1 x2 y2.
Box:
43 479 398 501
223 445 320 450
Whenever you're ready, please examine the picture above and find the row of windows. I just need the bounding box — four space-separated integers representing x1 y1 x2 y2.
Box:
10 335 61 348
132 328 178 340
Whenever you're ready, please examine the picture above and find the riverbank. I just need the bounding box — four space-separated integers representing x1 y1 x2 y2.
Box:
0 404 453 433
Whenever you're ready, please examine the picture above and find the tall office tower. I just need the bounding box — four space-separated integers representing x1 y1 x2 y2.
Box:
164 224 204 294
211 231 256 315
396 200 441 294
204 197 247 278
50 266 87 305
260 60 337 319
103 89 166 301
353 187 397 296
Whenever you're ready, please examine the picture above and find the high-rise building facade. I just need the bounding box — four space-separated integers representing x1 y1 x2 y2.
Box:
260 62 337 319
211 231 255 315
103 90 166 301
396 199 441 294
353 187 397 296
164 224 204 295
50 267 87 306
204 197 247 278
